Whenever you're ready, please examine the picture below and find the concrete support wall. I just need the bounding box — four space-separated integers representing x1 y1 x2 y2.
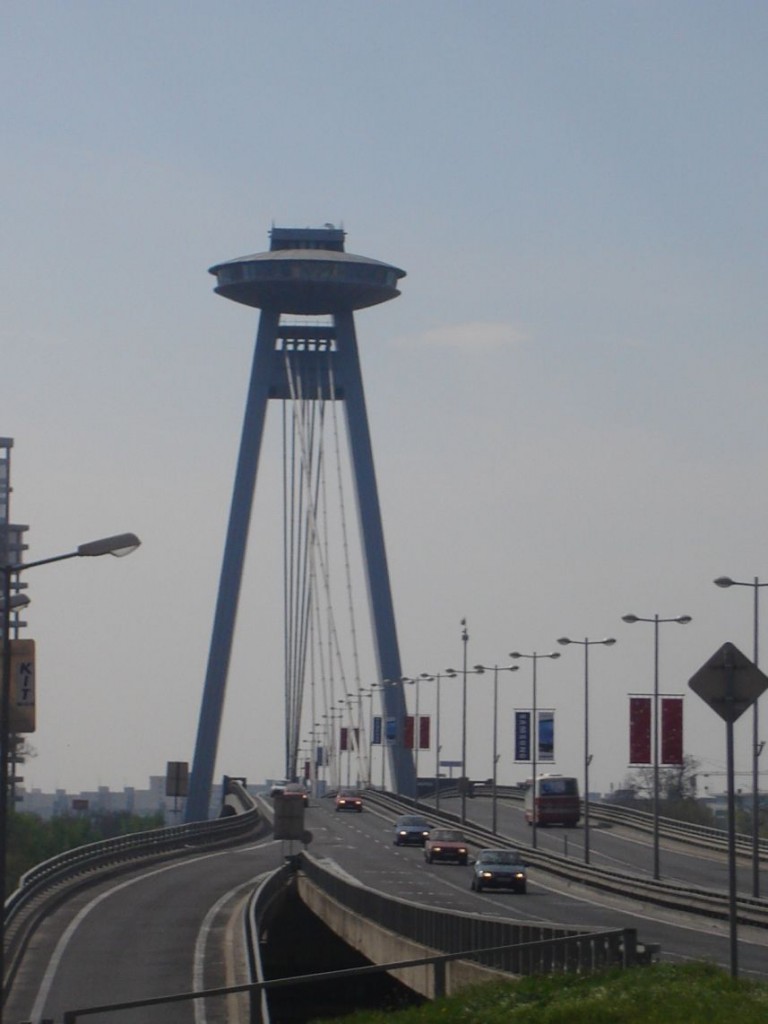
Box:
296 875 510 999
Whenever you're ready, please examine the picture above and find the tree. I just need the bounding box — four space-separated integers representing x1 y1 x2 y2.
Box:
619 756 715 826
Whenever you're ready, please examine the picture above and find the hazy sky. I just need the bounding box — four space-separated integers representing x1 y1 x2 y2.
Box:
3 2 768 802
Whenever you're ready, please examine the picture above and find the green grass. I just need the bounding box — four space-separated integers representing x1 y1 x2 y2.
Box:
310 962 768 1024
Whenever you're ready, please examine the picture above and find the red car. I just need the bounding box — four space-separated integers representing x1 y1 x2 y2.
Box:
335 790 363 812
424 828 468 865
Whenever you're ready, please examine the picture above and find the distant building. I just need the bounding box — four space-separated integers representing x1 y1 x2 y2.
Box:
17 775 227 823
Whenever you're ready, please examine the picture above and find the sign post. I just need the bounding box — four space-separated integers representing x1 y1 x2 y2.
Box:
689 641 768 978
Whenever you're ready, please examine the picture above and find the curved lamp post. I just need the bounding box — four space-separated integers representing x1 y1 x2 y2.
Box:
509 650 560 849
413 673 443 809
0 532 140 1018
473 663 519 834
622 612 691 879
556 636 616 863
446 643 486 823
714 575 767 898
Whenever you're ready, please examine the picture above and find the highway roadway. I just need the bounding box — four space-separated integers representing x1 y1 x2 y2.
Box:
309 792 768 978
6 792 768 1023
5 838 287 1024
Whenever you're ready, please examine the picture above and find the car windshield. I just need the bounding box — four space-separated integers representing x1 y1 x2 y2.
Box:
398 816 428 826
432 830 464 842
480 851 522 865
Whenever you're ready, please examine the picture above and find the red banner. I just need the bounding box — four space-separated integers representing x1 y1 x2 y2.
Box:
404 715 414 750
419 715 431 751
339 727 360 752
661 697 683 765
629 696 651 764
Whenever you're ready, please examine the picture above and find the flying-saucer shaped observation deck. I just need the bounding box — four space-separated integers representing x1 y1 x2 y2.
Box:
209 247 406 315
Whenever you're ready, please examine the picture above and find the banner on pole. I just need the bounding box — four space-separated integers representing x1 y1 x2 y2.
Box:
385 717 397 745
404 715 414 749
629 696 652 764
372 715 382 745
340 726 348 752
515 710 531 761
419 715 431 750
538 710 555 762
661 696 684 765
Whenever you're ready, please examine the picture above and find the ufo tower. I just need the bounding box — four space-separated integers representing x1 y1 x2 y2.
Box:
185 226 414 821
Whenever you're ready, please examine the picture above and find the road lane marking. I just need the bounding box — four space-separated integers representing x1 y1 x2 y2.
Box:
29 841 274 1022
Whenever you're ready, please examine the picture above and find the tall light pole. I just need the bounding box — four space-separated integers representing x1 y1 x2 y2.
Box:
556 636 616 863
473 663 519 834
446 626 487 824
402 677 422 802
714 575 767 898
379 679 401 791
622 612 691 880
359 688 376 787
460 621 469 823
0 532 140 1019
509 650 560 849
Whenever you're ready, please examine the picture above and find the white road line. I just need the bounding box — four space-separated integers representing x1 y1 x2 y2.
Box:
29 842 274 1022
193 873 268 1024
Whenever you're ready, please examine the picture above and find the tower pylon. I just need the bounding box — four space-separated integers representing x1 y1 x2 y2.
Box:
185 226 415 821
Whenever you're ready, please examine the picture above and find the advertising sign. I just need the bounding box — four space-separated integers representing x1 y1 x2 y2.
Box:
165 761 189 797
8 639 35 734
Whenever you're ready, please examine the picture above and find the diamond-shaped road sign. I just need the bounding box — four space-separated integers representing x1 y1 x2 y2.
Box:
689 641 768 723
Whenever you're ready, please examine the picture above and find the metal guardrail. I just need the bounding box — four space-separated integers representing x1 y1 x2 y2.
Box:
3 781 265 996
244 859 297 1024
477 784 768 859
57 854 645 1023
59 934 641 1023
363 789 768 928
298 849 645 973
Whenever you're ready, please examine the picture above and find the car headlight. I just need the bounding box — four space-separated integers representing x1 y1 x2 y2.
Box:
398 831 407 836
515 872 525 879
481 871 493 879
459 848 467 855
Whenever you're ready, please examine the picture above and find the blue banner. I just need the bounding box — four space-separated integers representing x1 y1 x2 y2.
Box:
385 716 397 744
538 710 555 761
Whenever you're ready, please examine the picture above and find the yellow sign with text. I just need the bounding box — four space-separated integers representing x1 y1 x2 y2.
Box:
6 639 36 734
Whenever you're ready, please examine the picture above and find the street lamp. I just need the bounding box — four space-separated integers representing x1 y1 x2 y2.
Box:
622 612 691 880
379 679 403 791
473 663 519 834
508 650 560 849
402 675 436 804
415 673 444 809
460 620 469 823
714 575 767 898
556 636 616 863
446 620 486 825
0 532 140 1017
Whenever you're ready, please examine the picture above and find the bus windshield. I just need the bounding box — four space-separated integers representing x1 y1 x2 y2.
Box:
539 777 578 796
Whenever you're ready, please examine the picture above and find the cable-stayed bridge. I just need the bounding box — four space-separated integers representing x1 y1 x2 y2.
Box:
186 226 416 821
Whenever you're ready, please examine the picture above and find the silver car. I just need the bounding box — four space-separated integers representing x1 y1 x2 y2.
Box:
393 814 431 846
471 849 528 893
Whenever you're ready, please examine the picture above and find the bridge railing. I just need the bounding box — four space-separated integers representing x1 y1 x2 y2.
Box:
298 850 645 974
3 780 264 993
